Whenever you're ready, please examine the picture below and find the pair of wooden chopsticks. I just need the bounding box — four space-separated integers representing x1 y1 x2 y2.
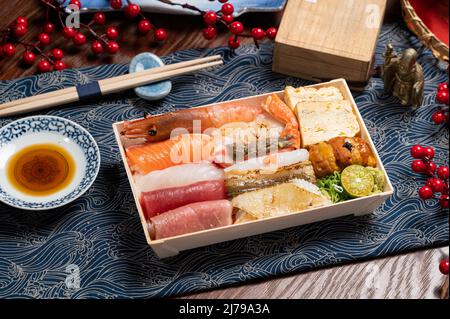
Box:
0 55 223 117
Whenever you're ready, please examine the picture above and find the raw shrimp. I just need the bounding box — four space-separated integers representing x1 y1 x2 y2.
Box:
261 94 301 149
121 104 263 143
120 99 301 148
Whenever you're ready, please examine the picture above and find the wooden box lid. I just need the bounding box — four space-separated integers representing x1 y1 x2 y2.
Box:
274 0 386 78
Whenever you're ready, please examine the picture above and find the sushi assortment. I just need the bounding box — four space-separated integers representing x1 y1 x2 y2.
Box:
224 149 315 197
119 84 386 240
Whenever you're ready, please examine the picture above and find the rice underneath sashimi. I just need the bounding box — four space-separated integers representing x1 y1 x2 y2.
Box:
134 163 224 193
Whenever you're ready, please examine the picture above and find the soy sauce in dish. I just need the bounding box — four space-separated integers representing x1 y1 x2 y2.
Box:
7 144 76 196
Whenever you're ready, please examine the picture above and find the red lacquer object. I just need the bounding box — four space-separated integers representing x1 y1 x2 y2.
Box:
401 0 449 61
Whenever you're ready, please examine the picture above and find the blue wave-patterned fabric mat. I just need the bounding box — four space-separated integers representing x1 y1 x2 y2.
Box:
0 23 448 298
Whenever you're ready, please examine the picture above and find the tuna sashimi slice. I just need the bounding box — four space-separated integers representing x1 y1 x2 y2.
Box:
148 200 233 240
141 180 226 219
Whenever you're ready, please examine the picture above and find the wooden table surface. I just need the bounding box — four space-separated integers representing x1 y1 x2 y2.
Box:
183 247 449 299
0 0 283 80
0 0 448 299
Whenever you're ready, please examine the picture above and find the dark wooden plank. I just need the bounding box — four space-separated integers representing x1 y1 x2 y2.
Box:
182 247 449 299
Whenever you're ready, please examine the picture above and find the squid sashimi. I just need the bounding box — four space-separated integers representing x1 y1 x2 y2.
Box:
224 149 309 172
148 200 233 240
141 180 226 219
134 163 224 193
126 133 215 175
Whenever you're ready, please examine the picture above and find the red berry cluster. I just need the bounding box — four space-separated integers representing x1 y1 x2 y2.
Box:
1 0 279 74
0 16 67 72
63 0 166 56
432 82 449 126
410 144 449 208
0 0 167 73
201 0 277 49
62 18 121 55
109 0 167 42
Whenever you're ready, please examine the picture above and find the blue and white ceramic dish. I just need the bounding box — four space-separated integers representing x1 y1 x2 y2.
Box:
0 116 100 210
58 0 286 16
129 52 172 101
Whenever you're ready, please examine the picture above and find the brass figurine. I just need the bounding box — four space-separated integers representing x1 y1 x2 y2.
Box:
382 43 424 107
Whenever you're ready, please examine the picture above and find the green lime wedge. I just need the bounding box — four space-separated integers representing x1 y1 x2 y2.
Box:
365 167 386 193
341 165 374 198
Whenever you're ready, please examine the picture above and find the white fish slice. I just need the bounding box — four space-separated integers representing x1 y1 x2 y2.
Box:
224 149 309 173
134 162 224 193
231 179 331 219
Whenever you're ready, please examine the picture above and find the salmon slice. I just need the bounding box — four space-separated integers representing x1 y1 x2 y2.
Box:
125 134 215 175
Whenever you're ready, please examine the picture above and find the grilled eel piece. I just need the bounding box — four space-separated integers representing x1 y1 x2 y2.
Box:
309 137 377 178
225 160 316 197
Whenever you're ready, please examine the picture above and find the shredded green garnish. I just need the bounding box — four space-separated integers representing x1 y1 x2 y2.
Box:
317 171 350 203
318 168 386 202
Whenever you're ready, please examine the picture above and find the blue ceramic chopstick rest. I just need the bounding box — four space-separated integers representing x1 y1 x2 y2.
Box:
129 52 172 101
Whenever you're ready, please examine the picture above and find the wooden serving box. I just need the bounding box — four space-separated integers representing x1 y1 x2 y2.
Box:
273 0 387 82
113 79 393 258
